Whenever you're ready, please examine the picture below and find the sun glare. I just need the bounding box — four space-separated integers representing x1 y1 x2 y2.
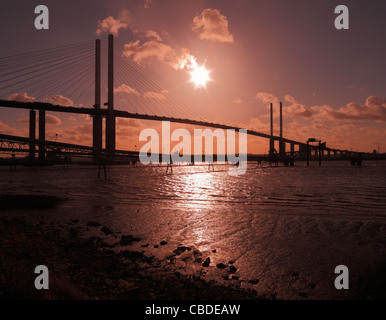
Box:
189 65 211 88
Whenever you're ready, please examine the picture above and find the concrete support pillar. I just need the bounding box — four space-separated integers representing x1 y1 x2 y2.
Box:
39 109 45 160
93 39 102 163
106 34 116 159
279 140 286 160
290 142 295 157
269 103 275 155
279 102 285 160
29 110 36 160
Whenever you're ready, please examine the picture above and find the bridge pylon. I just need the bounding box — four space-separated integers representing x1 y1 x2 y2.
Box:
93 39 102 163
105 34 116 162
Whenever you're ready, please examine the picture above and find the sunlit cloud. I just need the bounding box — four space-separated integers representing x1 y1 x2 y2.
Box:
114 84 141 96
144 0 153 9
314 96 386 122
96 9 130 36
8 92 35 102
192 8 234 43
123 40 197 70
255 92 279 104
47 94 74 107
144 91 167 100
132 29 163 41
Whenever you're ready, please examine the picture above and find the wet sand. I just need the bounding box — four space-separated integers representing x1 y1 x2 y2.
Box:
1 214 386 300
0 216 262 300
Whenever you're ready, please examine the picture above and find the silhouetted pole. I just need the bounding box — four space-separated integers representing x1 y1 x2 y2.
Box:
269 103 274 156
318 141 322 167
93 39 102 163
105 34 116 161
279 102 285 160
290 142 295 157
306 141 310 166
39 109 45 161
29 109 36 160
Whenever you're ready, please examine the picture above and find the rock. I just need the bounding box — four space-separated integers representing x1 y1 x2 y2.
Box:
194 258 202 263
69 228 78 238
118 250 144 260
71 219 79 223
141 244 149 248
216 263 227 269
249 279 259 285
160 240 168 246
193 249 202 257
172 246 190 255
101 226 113 235
212 249 217 253
87 221 101 227
228 260 235 264
102 249 115 255
231 276 239 280
202 257 210 267
154 245 159 248
228 266 237 274
120 235 141 246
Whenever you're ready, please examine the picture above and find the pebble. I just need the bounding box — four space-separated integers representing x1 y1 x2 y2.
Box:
87 221 101 227
160 240 168 246
202 257 210 267
101 226 113 235
228 266 237 274
216 263 226 269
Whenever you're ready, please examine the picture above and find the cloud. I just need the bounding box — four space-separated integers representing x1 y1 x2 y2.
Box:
192 8 234 43
114 84 140 96
17 114 62 126
8 92 35 102
255 92 279 103
96 9 130 36
144 30 162 41
284 95 313 118
144 0 153 9
132 29 163 42
314 96 386 121
45 114 62 126
256 92 386 123
144 91 167 100
48 94 73 107
0 120 23 136
123 40 197 70
117 118 143 128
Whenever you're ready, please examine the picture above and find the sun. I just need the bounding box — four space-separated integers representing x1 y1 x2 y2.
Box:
189 65 211 88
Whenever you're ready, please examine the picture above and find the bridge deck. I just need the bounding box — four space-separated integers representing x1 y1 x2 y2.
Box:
0 99 360 155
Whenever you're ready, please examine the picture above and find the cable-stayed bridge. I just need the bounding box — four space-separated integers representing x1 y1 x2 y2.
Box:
0 35 375 166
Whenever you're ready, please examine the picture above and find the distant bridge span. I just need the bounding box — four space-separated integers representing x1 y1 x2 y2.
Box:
0 98 322 150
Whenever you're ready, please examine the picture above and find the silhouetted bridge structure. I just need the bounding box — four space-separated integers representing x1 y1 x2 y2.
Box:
0 35 378 167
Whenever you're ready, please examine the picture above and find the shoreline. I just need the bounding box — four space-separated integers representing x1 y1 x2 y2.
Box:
0 216 263 300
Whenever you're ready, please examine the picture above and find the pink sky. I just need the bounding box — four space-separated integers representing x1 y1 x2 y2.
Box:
0 0 385 154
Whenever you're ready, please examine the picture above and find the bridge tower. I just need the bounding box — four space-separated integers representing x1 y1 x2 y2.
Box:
93 39 102 162
29 109 36 160
269 103 275 156
38 109 45 160
105 34 116 161
279 102 286 160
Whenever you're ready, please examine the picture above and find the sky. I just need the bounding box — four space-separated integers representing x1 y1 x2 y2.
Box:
0 0 385 154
